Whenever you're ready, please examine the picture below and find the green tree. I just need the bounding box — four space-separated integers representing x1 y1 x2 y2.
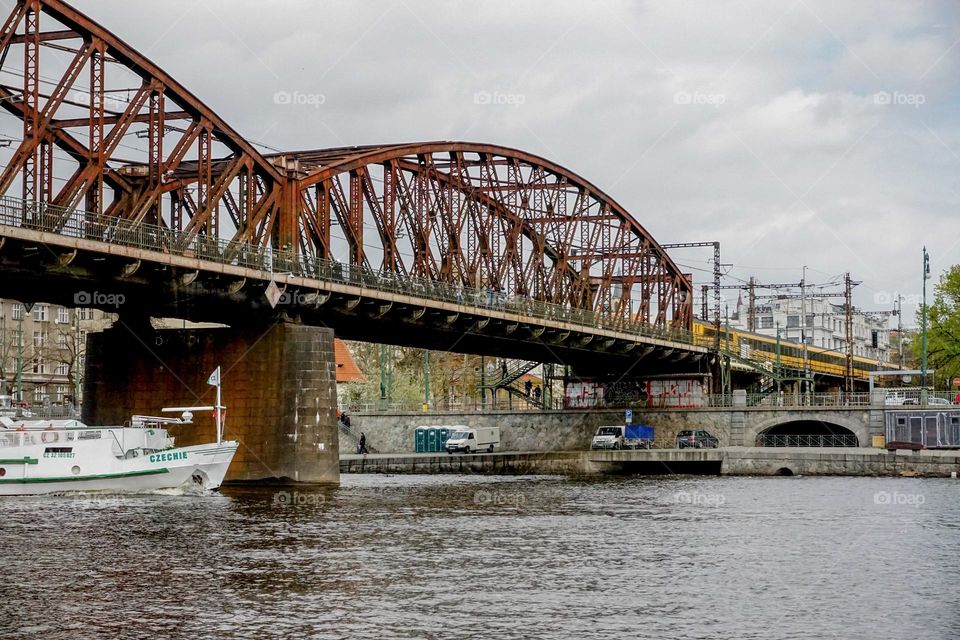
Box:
916 265 960 388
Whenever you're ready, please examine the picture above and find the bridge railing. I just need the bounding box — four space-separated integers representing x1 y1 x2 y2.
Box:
345 397 565 414
0 196 697 347
756 434 860 447
744 392 872 407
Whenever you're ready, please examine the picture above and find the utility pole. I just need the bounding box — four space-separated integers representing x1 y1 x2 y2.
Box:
775 322 782 394
921 247 930 403
896 293 903 369
801 265 809 395
723 305 731 395
747 276 757 332
660 241 722 349
844 273 854 394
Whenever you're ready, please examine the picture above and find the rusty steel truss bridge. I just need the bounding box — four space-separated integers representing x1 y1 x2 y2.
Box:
0 0 710 373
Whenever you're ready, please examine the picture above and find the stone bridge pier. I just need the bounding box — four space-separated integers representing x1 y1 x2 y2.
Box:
83 322 339 485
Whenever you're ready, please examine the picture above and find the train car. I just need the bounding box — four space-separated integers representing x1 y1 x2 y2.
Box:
692 320 896 385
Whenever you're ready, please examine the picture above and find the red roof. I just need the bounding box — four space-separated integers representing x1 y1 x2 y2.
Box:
335 339 365 383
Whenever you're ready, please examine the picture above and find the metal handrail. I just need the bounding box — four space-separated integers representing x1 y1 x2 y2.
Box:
757 434 859 447
0 196 697 346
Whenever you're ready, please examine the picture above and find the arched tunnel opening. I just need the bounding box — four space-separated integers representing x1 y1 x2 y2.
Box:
756 421 859 447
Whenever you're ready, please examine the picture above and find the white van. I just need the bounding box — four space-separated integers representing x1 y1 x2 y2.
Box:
446 427 500 454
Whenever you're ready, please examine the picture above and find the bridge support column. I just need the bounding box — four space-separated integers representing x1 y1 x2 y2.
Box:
83 323 339 485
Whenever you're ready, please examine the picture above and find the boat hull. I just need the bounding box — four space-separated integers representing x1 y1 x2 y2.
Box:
0 439 239 496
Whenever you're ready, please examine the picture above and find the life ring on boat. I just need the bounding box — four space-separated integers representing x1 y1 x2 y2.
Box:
41 429 58 443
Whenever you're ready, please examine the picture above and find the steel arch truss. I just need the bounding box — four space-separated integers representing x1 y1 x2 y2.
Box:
0 0 692 332
0 0 285 245
292 144 692 330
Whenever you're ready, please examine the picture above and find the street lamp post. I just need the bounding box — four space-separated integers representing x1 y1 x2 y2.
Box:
15 308 23 403
920 247 930 403
423 349 430 410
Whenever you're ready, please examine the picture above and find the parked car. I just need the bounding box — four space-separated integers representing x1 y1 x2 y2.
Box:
591 424 655 450
676 430 719 449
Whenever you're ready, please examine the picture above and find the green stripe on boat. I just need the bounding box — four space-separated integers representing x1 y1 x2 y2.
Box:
0 457 38 465
0 468 169 484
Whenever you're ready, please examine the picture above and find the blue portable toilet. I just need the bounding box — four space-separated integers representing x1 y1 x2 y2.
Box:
415 427 426 453
427 428 438 452
439 428 450 450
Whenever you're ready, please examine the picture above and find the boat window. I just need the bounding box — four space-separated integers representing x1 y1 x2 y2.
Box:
78 431 101 440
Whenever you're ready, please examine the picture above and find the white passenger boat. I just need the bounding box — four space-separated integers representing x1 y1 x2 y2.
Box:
0 368 238 496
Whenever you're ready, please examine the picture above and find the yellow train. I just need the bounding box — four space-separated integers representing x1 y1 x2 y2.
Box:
691 320 896 382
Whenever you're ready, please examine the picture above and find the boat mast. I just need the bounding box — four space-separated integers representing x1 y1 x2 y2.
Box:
208 366 223 445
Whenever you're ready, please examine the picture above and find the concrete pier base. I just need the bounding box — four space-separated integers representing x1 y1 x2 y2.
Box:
84 322 339 485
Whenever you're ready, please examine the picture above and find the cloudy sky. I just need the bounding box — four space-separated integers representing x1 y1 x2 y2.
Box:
68 0 960 324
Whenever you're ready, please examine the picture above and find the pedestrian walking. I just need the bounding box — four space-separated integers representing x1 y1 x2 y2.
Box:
524 379 532 397
533 385 542 403
358 432 368 455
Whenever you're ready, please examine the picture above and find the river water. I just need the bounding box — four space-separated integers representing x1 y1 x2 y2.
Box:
2 475 959 640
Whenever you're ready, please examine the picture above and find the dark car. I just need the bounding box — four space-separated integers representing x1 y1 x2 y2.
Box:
676 430 719 449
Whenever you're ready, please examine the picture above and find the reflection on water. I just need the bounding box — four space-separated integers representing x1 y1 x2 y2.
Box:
3 475 959 639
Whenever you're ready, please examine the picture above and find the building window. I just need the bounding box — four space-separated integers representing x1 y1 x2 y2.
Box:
56 362 69 376
759 316 773 329
55 385 68 402
33 331 46 347
57 333 68 349
786 315 799 328
33 305 48 322
12 303 23 320
32 359 44 374
805 314 814 327
56 308 70 324
33 385 47 402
